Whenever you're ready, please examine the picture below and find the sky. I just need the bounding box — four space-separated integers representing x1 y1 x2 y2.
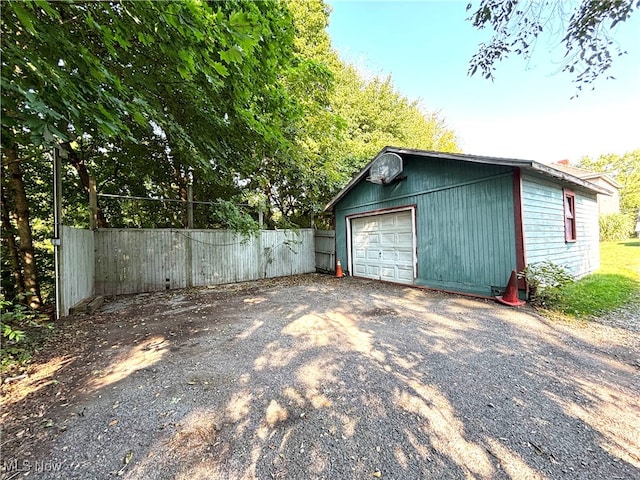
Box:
326 1 640 164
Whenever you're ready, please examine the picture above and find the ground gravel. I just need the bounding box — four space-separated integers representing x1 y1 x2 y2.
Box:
1 274 639 479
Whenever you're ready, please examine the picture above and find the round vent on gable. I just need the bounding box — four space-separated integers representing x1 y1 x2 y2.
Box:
366 152 403 185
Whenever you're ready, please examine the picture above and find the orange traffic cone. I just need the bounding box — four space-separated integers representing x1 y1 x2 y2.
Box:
496 270 525 306
336 260 344 278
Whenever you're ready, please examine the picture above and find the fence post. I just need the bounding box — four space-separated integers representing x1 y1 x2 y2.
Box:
185 185 193 288
89 177 98 230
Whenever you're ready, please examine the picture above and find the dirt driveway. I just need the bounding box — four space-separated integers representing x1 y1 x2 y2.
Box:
2 274 639 479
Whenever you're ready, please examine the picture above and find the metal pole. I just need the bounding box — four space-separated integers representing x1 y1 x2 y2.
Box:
187 184 193 229
53 148 63 320
89 177 97 230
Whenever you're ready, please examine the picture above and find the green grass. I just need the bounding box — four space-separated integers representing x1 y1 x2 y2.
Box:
553 240 640 317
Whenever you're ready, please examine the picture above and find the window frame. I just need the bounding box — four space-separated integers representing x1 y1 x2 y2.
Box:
563 188 577 242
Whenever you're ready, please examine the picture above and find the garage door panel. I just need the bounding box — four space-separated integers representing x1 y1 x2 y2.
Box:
380 232 395 244
380 216 396 228
380 267 396 281
366 249 380 261
397 250 414 263
380 250 397 264
366 265 380 276
356 233 379 245
380 250 396 262
354 219 377 233
354 263 367 275
351 210 415 284
397 232 413 243
354 231 378 242
396 266 414 282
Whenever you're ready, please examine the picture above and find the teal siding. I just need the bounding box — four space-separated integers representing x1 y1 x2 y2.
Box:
522 174 599 277
335 156 518 296
418 175 516 293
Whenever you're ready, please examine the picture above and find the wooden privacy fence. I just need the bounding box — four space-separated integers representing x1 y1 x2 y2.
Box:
60 226 95 317
94 228 316 296
314 230 336 273
60 227 335 315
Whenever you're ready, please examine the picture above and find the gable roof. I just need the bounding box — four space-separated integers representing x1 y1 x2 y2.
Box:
324 146 612 212
550 161 621 189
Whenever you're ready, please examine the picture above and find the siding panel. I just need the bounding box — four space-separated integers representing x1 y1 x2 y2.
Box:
522 174 599 277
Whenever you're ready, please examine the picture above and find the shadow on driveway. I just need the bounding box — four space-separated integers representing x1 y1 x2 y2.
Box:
2 274 639 479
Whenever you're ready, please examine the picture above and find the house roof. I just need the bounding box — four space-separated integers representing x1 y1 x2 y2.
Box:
550 161 622 189
324 146 613 212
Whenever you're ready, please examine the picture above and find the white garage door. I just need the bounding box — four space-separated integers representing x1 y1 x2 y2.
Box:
351 210 415 284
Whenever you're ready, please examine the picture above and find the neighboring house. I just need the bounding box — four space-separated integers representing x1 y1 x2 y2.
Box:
551 159 620 214
324 147 608 298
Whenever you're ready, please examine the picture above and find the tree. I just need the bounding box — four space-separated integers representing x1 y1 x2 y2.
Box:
331 64 459 167
577 149 640 213
467 0 639 90
2 146 42 308
251 0 460 227
1 0 300 302
248 0 345 226
1 0 461 308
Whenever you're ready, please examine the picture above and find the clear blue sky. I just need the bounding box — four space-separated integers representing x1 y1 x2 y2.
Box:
326 1 640 164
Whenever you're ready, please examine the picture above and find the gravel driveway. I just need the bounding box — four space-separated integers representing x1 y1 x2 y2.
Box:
2 274 639 479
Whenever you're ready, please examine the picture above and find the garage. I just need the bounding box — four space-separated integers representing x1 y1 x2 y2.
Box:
349 209 416 284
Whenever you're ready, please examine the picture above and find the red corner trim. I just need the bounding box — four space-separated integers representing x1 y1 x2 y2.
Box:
513 168 526 289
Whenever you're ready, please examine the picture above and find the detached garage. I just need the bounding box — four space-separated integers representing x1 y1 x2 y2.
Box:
325 147 608 298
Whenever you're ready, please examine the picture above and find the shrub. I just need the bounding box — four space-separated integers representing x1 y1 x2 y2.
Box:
599 213 634 241
1 295 52 371
519 261 575 309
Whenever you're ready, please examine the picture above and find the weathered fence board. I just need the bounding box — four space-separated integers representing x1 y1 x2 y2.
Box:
314 230 336 273
94 229 316 295
60 226 95 315
263 230 316 278
190 230 260 286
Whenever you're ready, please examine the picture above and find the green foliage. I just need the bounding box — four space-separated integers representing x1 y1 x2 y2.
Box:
529 241 640 318
1 0 300 195
2 0 297 152
2 0 301 256
599 213 635 241
2 0 459 230
467 1 638 90
331 65 459 164
522 259 637 315
1 0 462 301
519 261 575 309
207 199 260 237
245 0 460 227
1 294 52 370
578 150 640 214
1 146 56 302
